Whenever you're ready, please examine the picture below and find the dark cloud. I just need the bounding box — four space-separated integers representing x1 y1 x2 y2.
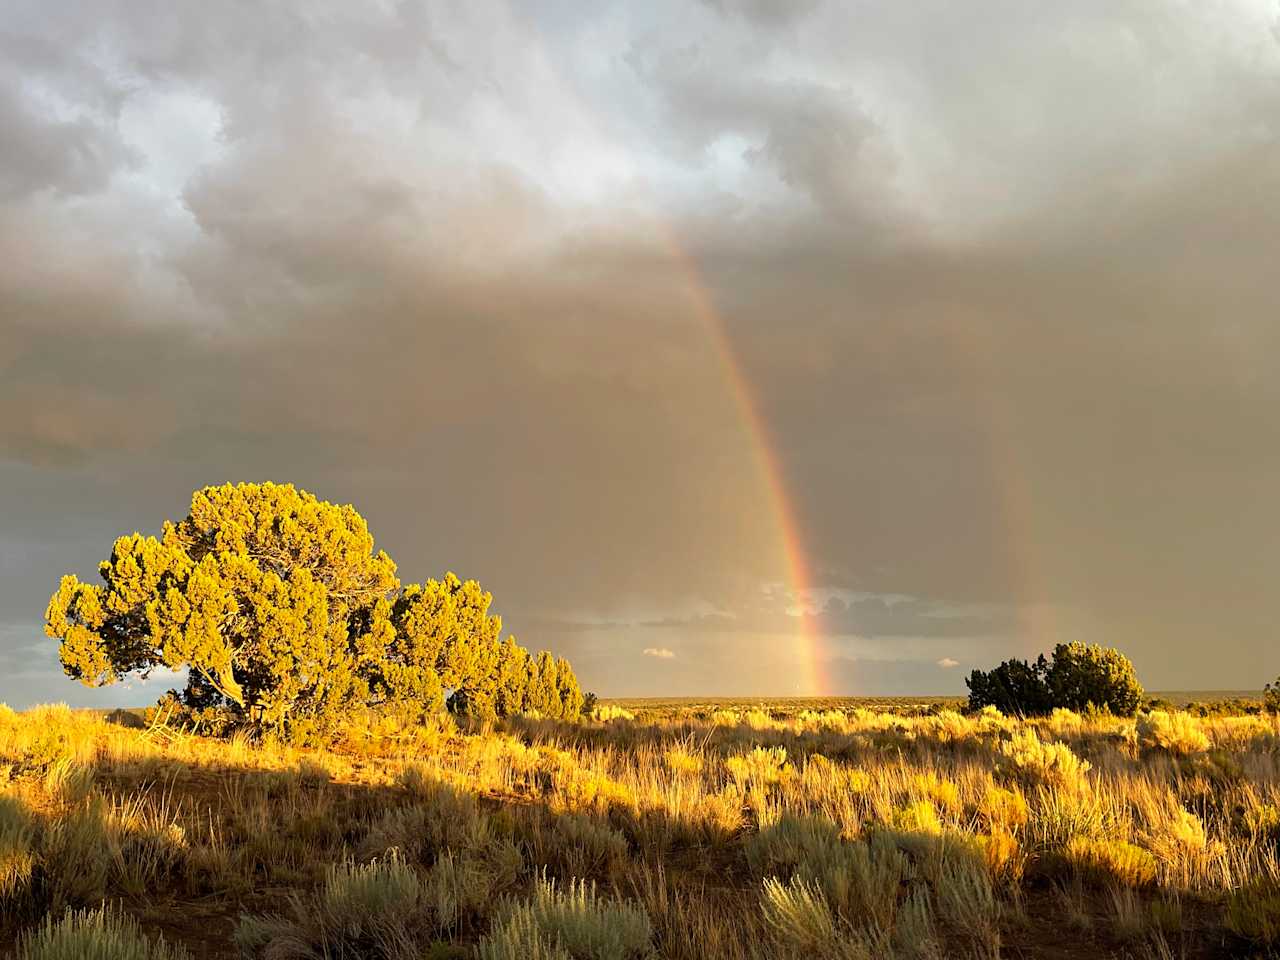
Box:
2 0 1278 703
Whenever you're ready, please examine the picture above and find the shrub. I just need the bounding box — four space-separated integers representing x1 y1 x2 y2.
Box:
591 705 634 723
478 909 573 960
296 756 331 787
911 773 962 818
747 817 907 935
978 827 1024 884
422 850 499 935
1023 781 1108 850
17 906 192 960
42 800 112 910
103 709 146 730
967 643 1143 716
980 784 1029 831
725 747 789 789
43 757 94 804
997 729 1092 793
760 876 837 953
375 774 491 860
1227 880 1280 946
662 747 703 776
891 800 942 835
1266 678 1280 714
0 793 36 901
549 814 628 879
1063 837 1158 888
1136 711 1210 755
483 874 654 960
935 857 999 951
236 854 428 959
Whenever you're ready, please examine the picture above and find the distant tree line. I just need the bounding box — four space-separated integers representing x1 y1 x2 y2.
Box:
966 641 1144 716
45 482 585 738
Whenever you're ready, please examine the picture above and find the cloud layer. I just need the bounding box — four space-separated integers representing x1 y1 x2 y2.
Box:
3 0 1279 705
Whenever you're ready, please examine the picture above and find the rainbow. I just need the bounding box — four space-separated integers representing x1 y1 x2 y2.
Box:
492 6 827 694
661 229 827 697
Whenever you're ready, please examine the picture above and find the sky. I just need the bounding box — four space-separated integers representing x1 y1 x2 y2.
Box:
3 0 1279 708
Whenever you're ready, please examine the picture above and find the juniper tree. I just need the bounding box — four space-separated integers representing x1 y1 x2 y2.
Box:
495 636 532 716
46 482 399 729
555 655 584 718
45 481 588 735
967 642 1143 717
532 650 563 717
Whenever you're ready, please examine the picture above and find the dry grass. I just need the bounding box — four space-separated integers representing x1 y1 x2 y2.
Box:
2 700 1278 957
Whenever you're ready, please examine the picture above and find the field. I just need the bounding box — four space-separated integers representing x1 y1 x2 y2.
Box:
4 698 1280 959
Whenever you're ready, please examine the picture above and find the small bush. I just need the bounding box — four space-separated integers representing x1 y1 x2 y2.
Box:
369 776 487 860
760 876 837 952
296 756 331 787
43 800 112 910
236 854 427 959
103 709 146 730
724 747 789 789
550 814 628 879
1227 879 1280 946
747 816 907 936
591 705 634 723
1137 712 1210 755
478 908 573 960
935 856 999 952
0 793 36 900
891 800 942 835
911 773 962 818
483 874 654 960
17 906 192 960
745 815 845 878
662 747 703 776
980 784 1029 831
978 827 1024 884
1063 837 1158 888
997 729 1091 793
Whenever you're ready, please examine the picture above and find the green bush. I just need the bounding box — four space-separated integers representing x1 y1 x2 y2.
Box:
481 873 654 960
1265 678 1280 714
967 643 1143 716
17 906 191 960
759 876 837 953
1227 879 1280 946
964 656 1052 716
1045 642 1143 716
235 854 427 959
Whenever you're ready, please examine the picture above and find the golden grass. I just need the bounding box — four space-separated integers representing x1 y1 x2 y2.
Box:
1 700 1278 956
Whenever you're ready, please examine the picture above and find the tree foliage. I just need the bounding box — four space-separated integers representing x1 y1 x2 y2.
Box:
963 654 1053 716
1045 641 1144 716
45 482 587 735
1266 679 1280 714
966 642 1144 716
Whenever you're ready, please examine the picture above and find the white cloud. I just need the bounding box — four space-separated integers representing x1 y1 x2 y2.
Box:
936 657 960 669
643 647 676 659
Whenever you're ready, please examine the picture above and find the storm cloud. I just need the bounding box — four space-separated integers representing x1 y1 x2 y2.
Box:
3 0 1278 706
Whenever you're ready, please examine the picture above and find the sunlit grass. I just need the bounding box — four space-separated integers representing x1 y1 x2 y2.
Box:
1 698 1278 956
